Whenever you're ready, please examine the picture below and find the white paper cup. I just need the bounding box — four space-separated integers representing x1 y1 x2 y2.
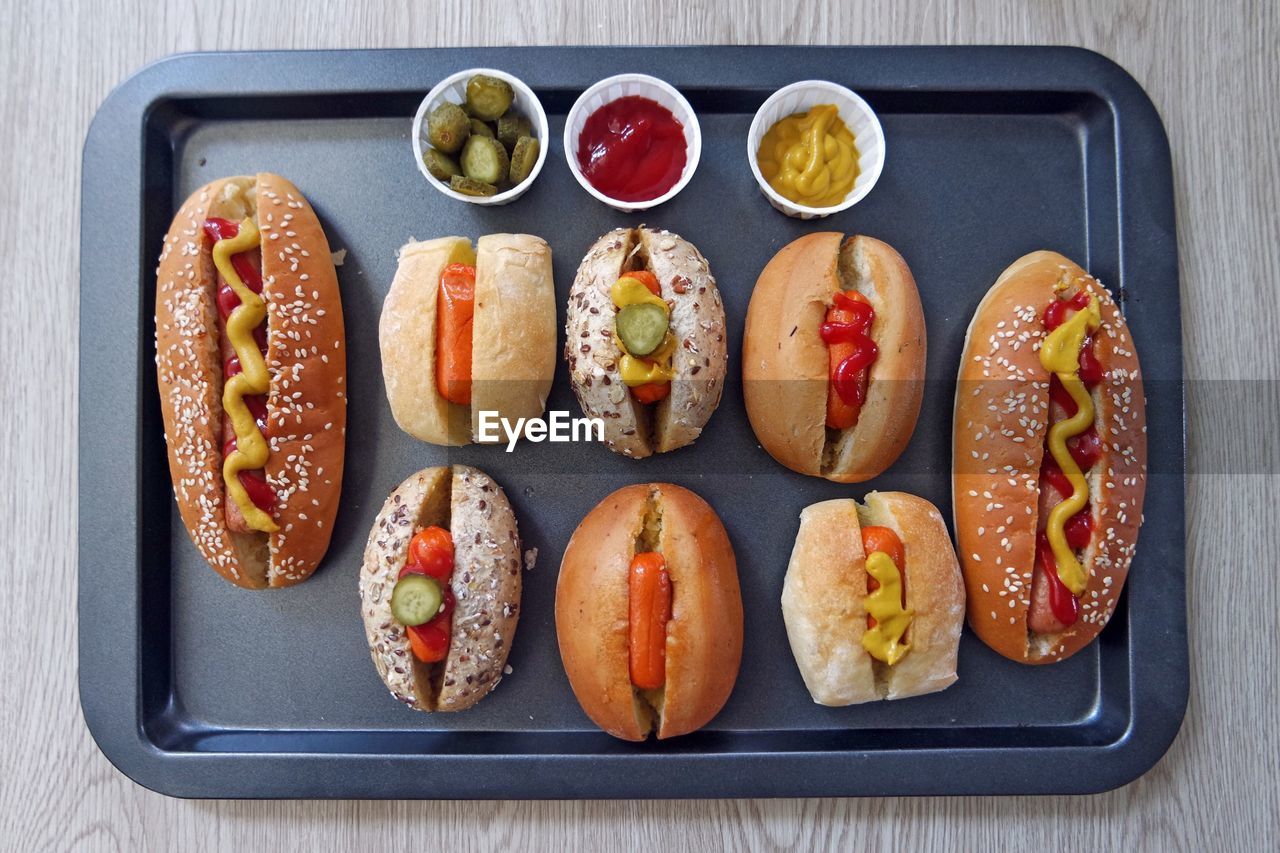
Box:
747 81 886 219
564 73 701 213
412 68 550 206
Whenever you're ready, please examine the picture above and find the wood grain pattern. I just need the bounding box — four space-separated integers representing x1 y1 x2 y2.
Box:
3 0 1276 847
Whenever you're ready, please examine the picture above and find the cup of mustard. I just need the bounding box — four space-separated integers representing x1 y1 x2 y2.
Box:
747 81 885 219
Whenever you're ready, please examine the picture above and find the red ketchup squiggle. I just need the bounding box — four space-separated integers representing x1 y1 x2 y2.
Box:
1033 290 1106 629
820 291 878 423
1037 532 1080 626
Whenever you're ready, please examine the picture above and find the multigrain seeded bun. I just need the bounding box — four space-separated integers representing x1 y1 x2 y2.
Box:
359 465 522 712
565 227 727 458
155 173 346 589
952 251 1146 664
742 233 925 482
555 483 742 740
781 492 965 706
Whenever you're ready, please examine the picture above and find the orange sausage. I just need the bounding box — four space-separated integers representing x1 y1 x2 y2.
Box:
622 269 661 296
824 293 871 429
859 526 904 630
435 263 476 405
628 551 671 690
631 382 670 405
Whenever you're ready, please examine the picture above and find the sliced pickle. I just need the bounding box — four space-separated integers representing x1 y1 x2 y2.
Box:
460 135 510 185
390 574 443 627
450 175 498 197
465 74 515 121
616 303 669 357
469 118 496 138
427 101 470 153
423 148 461 181
508 136 540 185
497 114 533 152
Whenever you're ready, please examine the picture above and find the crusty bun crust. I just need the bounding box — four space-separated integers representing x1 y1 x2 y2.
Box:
742 234 925 482
358 465 522 712
155 174 346 589
654 484 743 738
380 234 555 446
953 251 1146 664
565 228 727 458
380 237 471 446
257 173 348 585
470 234 556 440
781 492 964 705
555 483 742 740
555 485 648 739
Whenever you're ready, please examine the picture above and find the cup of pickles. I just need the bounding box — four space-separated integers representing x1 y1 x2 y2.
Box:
412 68 549 205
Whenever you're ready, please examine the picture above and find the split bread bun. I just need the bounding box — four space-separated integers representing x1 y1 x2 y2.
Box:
155 173 346 589
743 233 925 482
359 465 522 712
380 234 555 445
565 227 727 458
555 483 742 740
953 251 1146 664
781 492 965 705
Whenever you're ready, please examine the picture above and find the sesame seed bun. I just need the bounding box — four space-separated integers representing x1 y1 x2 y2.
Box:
555 483 742 740
781 492 965 706
379 233 556 446
155 174 346 589
742 234 926 482
358 465 522 712
564 228 728 458
952 251 1146 664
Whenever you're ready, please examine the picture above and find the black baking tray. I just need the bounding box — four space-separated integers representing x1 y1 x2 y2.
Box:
79 46 1186 798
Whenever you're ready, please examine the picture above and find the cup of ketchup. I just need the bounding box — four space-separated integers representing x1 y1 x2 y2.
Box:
565 74 701 212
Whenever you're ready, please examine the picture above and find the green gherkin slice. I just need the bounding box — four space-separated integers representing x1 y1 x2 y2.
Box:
616 303 669 357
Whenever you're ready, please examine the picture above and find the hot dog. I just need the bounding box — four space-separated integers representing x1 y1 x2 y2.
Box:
743 233 926 482
952 251 1146 664
781 492 965 705
359 465 522 711
155 174 346 589
555 483 742 740
565 227 727 458
380 234 555 445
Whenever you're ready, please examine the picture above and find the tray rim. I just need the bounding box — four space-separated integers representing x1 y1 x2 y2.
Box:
78 44 1187 799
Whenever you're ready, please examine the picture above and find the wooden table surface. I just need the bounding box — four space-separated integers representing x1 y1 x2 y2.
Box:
3 0 1275 848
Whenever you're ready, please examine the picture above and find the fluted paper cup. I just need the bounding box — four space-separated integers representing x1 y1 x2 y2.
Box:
747 80 885 219
412 68 550 206
564 73 701 213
